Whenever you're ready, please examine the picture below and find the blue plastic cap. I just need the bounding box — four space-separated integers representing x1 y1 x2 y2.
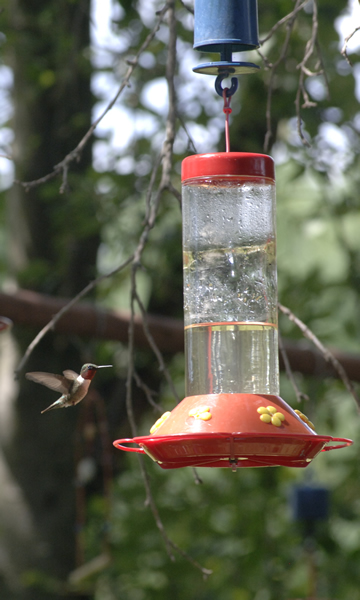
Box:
194 0 259 53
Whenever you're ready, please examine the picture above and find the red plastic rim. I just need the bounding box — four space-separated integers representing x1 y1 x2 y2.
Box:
181 153 275 182
113 433 353 470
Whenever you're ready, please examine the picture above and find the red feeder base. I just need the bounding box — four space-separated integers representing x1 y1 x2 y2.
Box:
113 394 353 469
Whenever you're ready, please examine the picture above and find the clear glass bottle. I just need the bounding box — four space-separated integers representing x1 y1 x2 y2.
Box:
182 153 279 397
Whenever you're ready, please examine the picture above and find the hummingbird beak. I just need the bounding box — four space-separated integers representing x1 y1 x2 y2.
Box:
96 365 113 369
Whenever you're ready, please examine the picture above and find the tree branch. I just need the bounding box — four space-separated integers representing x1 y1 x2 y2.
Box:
263 0 305 151
15 255 135 375
138 455 212 577
178 0 194 15
134 290 181 403
133 370 163 413
260 0 311 45
2 289 360 384
278 333 309 403
260 0 326 150
341 25 360 66
119 2 210 575
295 0 321 147
279 303 360 412
16 2 171 192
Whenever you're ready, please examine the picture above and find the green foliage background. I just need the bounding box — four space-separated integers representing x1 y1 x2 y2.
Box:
1 0 360 598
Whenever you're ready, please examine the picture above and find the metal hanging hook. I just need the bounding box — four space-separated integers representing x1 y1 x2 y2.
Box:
215 73 238 98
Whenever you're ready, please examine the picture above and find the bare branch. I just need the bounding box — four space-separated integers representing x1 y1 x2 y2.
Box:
160 2 178 189
315 37 330 100
301 66 323 78
295 70 312 147
263 0 304 151
296 0 319 70
279 303 360 412
15 255 135 375
138 455 212 577
256 48 272 70
278 333 309 403
341 25 360 66
134 290 181 404
133 370 163 413
178 0 194 15
177 111 198 155
16 2 171 191
124 0 180 428
122 4 211 576
138 456 175 560
260 0 311 44
168 181 182 206
15 37 176 375
192 468 203 485
144 152 163 223
261 0 326 150
294 0 321 147
126 268 141 438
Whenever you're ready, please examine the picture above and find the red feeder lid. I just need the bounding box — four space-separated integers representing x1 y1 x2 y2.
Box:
181 152 275 182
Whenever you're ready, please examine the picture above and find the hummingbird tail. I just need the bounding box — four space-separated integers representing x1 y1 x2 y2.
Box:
41 400 63 414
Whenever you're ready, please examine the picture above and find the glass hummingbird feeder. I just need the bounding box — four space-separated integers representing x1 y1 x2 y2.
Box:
113 0 352 469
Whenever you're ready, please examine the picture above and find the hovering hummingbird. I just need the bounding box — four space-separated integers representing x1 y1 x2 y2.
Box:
26 363 112 413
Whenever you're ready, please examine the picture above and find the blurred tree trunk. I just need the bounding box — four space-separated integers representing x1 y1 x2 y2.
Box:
1 1 98 597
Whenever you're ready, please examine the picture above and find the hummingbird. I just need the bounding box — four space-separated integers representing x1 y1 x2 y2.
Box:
26 363 112 413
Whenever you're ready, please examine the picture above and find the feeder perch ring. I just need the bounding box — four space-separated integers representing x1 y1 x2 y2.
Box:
113 433 353 470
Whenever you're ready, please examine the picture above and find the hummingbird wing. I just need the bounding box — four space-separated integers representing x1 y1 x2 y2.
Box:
62 370 79 381
26 372 72 393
